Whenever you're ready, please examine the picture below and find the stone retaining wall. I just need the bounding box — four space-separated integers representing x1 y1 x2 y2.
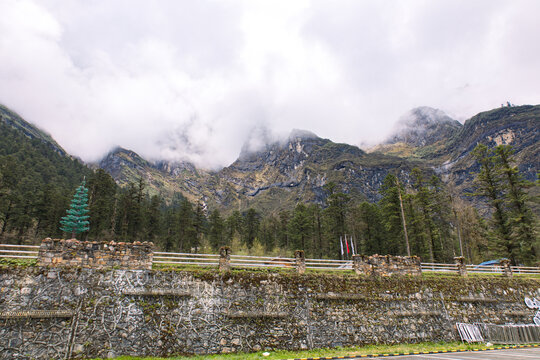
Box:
38 238 153 270
0 267 539 359
353 254 422 276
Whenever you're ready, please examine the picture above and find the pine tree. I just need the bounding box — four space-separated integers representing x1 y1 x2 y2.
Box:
242 208 260 249
323 182 350 258
411 168 438 262
288 203 312 252
471 144 514 261
379 174 406 255
176 198 196 252
494 145 538 264
60 180 90 239
87 169 117 239
356 202 385 255
208 209 225 251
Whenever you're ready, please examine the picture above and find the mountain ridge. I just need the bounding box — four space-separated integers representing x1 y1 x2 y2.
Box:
0 104 66 156
97 104 539 213
2 102 537 214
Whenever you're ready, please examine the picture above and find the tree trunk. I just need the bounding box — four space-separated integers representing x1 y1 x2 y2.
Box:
396 178 411 256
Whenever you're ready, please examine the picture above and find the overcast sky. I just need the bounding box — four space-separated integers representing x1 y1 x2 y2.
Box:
1 0 539 168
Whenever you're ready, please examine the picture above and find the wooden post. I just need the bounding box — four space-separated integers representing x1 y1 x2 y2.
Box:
219 246 231 272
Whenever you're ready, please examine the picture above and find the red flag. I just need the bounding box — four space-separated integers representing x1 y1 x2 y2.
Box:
345 237 350 254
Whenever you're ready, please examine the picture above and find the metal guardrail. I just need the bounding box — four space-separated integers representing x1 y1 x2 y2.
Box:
0 244 39 259
153 251 219 266
1 244 539 275
230 254 295 268
421 262 458 272
306 258 352 270
421 262 540 275
512 266 540 274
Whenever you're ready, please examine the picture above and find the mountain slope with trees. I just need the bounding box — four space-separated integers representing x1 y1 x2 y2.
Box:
0 103 538 265
0 116 91 243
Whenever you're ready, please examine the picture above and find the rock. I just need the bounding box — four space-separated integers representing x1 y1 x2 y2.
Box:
20 287 31 295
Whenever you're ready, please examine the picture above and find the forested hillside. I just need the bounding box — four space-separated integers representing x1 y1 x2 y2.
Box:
0 120 91 242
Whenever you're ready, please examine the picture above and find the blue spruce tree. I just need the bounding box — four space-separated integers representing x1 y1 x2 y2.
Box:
60 180 90 239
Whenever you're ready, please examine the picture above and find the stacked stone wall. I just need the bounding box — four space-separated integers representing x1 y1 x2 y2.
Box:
354 254 422 276
38 238 153 270
0 267 539 359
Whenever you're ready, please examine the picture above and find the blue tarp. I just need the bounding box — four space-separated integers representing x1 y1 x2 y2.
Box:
477 258 508 266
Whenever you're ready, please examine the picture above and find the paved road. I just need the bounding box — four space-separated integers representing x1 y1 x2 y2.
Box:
354 347 540 360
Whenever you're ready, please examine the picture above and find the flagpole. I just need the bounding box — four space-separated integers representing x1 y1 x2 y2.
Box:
345 234 350 260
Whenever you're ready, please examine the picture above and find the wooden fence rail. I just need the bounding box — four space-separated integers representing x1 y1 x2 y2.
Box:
1 244 539 275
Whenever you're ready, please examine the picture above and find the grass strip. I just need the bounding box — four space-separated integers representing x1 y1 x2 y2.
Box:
89 341 540 360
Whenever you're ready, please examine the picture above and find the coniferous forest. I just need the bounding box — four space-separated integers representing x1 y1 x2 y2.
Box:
0 120 538 265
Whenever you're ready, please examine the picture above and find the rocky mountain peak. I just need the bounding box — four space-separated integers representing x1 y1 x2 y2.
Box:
98 147 150 177
234 129 329 169
154 160 198 177
386 107 462 147
288 129 319 141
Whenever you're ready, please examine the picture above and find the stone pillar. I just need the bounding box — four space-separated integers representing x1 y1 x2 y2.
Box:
454 256 467 277
500 259 512 277
219 246 231 272
295 250 305 274
410 256 422 276
352 255 362 275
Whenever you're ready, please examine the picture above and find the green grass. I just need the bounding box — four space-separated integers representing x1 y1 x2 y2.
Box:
1 257 537 279
152 263 540 279
0 257 37 267
88 341 519 360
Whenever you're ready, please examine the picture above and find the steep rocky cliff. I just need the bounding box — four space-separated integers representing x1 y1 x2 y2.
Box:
99 130 426 212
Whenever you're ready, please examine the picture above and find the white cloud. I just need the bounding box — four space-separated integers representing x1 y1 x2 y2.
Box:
1 0 539 168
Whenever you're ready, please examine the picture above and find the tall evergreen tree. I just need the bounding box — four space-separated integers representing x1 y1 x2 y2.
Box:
225 210 243 246
208 209 225 251
379 174 406 255
494 145 538 264
308 204 324 258
472 144 515 262
288 203 312 252
242 208 260 249
259 215 278 253
355 202 385 255
323 182 350 258
278 210 290 249
411 168 437 262
60 180 90 239
176 198 196 252
144 195 162 242
87 169 117 239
